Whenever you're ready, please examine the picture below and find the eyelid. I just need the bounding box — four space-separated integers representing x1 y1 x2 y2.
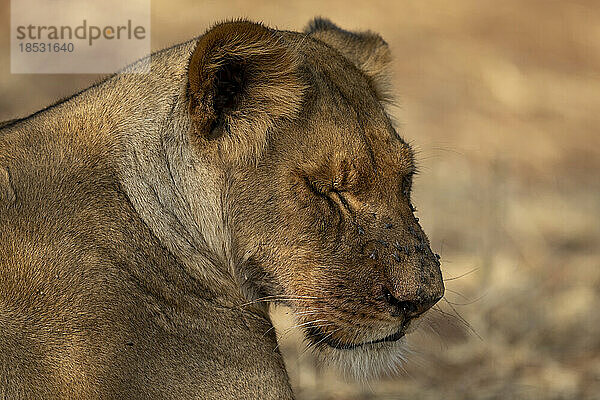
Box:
304 177 333 197
332 189 353 213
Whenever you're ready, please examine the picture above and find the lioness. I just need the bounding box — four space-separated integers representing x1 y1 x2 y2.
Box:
0 18 444 399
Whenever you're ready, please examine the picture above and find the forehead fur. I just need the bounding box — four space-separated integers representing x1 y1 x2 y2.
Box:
275 38 410 182
305 17 392 103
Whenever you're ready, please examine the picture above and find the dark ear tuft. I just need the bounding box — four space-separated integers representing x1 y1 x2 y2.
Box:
305 17 338 34
188 20 305 149
304 17 392 102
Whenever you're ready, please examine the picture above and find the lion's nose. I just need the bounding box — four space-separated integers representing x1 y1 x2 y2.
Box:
382 287 441 320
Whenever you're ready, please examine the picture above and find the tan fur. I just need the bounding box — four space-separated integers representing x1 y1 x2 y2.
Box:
0 18 443 398
188 21 306 164
305 17 393 102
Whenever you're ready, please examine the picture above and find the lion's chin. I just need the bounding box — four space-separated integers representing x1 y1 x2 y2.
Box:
313 337 410 381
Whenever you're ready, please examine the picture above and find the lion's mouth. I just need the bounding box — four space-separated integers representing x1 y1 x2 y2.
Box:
306 325 406 350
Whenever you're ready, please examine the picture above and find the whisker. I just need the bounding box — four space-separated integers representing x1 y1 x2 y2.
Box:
444 288 472 302
443 291 486 306
273 324 337 354
238 295 322 308
267 320 334 342
297 327 342 359
432 305 471 329
284 319 332 332
443 267 479 281
293 310 323 316
441 298 482 340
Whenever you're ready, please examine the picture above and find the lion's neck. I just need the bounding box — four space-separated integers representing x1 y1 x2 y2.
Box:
118 114 238 294
3 39 248 301
81 41 243 298
122 45 243 297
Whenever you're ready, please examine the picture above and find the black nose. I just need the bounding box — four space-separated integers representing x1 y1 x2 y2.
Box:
383 287 440 319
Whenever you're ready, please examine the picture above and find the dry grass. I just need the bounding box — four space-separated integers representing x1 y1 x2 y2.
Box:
1 1 599 398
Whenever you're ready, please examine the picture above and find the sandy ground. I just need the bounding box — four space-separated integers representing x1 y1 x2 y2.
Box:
1 1 599 399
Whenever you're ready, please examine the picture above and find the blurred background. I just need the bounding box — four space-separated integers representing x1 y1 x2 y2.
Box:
1 1 599 399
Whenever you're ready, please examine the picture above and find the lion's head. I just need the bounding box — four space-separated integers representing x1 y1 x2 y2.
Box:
186 18 444 378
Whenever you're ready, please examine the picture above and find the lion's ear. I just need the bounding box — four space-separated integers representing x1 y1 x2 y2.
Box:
188 20 304 142
305 17 392 102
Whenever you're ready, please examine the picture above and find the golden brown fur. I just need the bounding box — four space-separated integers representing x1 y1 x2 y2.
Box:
0 18 443 398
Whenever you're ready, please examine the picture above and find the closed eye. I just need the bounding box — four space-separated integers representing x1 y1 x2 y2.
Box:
304 177 332 200
332 189 353 214
304 177 353 214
